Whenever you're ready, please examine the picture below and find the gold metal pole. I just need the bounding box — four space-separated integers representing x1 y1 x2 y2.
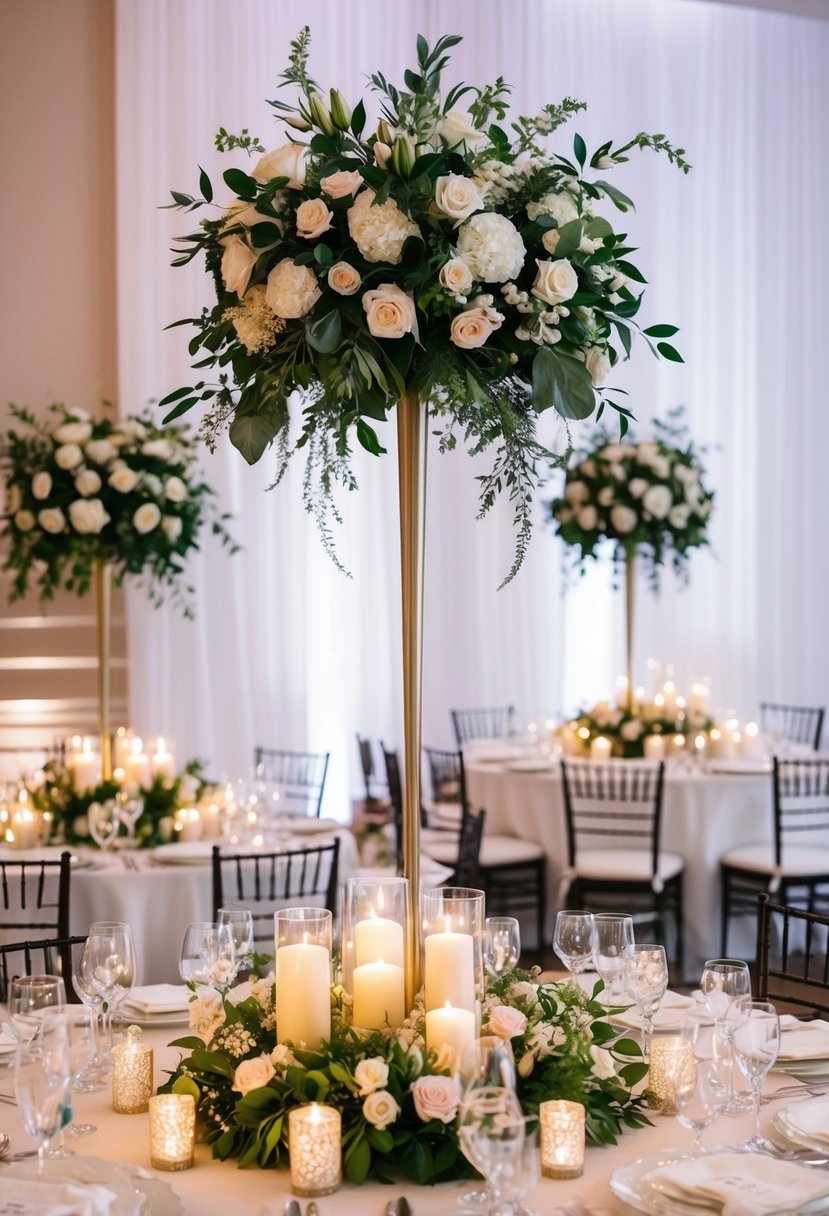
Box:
397 389 427 1008
94 558 113 781
625 548 635 714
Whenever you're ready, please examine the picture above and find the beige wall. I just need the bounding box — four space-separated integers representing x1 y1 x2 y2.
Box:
0 0 126 761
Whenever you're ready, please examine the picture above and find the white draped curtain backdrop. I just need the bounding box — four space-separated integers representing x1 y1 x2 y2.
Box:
115 0 829 816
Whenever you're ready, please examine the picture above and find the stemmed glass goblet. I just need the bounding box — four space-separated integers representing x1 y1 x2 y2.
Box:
700 957 751 1115
88 800 120 851
52 1007 98 1144
81 922 136 1045
673 1018 723 1150
732 997 781 1150
553 910 594 981
591 913 634 1004
179 922 235 989
459 1087 526 1216
484 917 521 981
116 790 143 845
458 1037 518 1211
8 975 66 1043
217 907 254 981
623 943 669 1062
14 1012 72 1173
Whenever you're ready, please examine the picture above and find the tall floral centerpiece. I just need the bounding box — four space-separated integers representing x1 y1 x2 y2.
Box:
549 414 714 718
0 405 236 775
165 27 687 995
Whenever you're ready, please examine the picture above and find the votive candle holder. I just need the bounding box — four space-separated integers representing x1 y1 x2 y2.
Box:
540 1099 585 1179
648 1034 696 1115
149 1093 196 1170
112 1024 153 1113
289 1103 341 1197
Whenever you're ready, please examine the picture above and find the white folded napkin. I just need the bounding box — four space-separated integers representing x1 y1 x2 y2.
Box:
121 983 191 1014
778 1017 829 1060
646 1151 829 1215
612 989 695 1030
785 1095 829 1146
0 1177 116 1216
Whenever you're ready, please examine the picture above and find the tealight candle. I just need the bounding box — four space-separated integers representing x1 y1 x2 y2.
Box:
540 1099 585 1179
289 1103 341 1197
112 1024 153 1113
644 734 666 761
590 736 612 762
149 1093 196 1170
424 1000 476 1065
174 808 202 843
648 1035 696 1114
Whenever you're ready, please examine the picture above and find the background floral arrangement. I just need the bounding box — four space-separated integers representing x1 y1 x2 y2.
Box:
164 28 688 579
162 970 647 1183
561 699 714 760
0 404 237 614
549 412 714 585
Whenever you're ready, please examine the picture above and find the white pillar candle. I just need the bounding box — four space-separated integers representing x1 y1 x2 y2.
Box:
644 734 666 761
590 736 612 762
689 683 711 718
352 959 405 1029
73 739 100 793
694 734 707 758
615 676 629 708
151 737 176 781
276 943 331 1048
10 807 38 850
354 917 404 968
124 740 151 793
425 1001 476 1064
200 801 222 839
742 721 763 759
662 681 678 715
113 727 132 771
174 808 202 843
671 733 686 754
424 929 475 1012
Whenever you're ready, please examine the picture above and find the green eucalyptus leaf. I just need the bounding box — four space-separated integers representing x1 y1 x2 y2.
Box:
532 347 596 421
198 166 213 203
643 323 679 338
307 309 342 354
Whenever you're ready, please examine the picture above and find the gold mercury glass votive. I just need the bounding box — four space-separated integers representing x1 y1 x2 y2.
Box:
648 1034 696 1115
112 1024 153 1113
288 1103 342 1197
149 1093 196 1170
540 1099 585 1179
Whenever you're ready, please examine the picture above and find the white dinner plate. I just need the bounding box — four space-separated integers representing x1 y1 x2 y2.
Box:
610 990 697 1032
119 1007 191 1028
0 845 93 868
775 1099 829 1153
707 760 773 775
0 1154 184 1215
281 816 341 835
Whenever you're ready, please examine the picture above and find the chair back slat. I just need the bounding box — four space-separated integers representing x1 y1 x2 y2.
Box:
772 757 829 863
761 702 824 751
756 894 829 1017
0 934 86 1004
423 746 464 804
451 807 485 888
561 760 666 875
451 707 514 746
253 747 330 817
0 854 71 942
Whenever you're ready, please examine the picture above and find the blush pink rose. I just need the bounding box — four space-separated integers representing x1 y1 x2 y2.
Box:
488 1004 528 1040
411 1074 461 1124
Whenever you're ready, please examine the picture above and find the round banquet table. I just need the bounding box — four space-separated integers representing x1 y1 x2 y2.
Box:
0 1024 815 1215
465 756 772 972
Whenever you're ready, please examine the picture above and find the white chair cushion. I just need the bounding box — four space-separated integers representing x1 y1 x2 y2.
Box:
721 843 829 876
423 833 544 867
575 849 684 883
422 837 459 864
424 800 463 828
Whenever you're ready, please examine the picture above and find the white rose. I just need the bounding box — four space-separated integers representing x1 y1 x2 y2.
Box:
68 498 110 534
434 174 485 223
38 507 66 534
362 1090 401 1130
532 258 578 306
577 505 598 530
165 476 186 502
252 143 307 190
142 440 173 461
600 444 627 462
648 454 671 479
133 502 161 533
439 258 474 295
620 718 644 741
142 473 162 497
590 1045 617 1080
232 1054 276 1097
54 443 83 470
629 478 649 499
450 308 494 349
610 505 638 534
32 472 52 500
220 235 257 297
675 464 699 486
438 109 487 150
362 283 416 340
108 466 138 493
354 1057 389 1096
457 212 525 283
320 169 363 199
162 516 183 544
610 463 626 480
327 262 361 296
5 484 21 514
581 459 596 477
53 421 93 445
541 228 561 254
411 1075 461 1124
295 197 333 240
585 347 611 386
668 504 691 528
642 485 672 519
265 258 321 319
698 499 712 518
347 189 421 265
74 469 102 497
597 486 614 507
14 509 35 532
638 442 659 461
85 439 117 465
564 480 589 506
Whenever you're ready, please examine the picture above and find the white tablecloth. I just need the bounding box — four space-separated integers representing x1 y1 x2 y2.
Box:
466 759 772 970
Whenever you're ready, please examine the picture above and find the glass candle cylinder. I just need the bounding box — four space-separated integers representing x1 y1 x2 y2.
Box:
149 1093 196 1170
112 1024 153 1113
540 1099 585 1179
342 876 407 1030
648 1034 696 1115
288 1103 341 1197
275 908 332 1049
421 887 484 1022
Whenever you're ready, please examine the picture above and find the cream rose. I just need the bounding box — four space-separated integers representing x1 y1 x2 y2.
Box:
629 478 649 499
362 283 416 340
430 1043 456 1072
265 258 321 319
439 258 473 295
295 198 333 241
362 1090 401 1130
220 235 257 297
32 472 52 500
610 505 637 534
320 169 363 199
252 143 307 190
133 502 161 534
108 466 138 494
577 505 598 531
142 473 162 497
14 509 35 532
642 485 672 519
488 1004 528 1040
232 1054 276 1097
68 498 110 535
54 443 83 471
439 109 487 150
669 504 691 529
75 469 102 497
585 347 612 386
142 439 173 461
327 261 361 296
354 1057 389 1096
564 480 589 506
38 507 66 534
164 476 186 502
434 174 485 223
449 308 494 349
411 1075 461 1125
85 439 117 465
541 228 561 254
532 258 579 306
53 421 93 445
162 516 183 544
598 486 614 507
620 719 644 742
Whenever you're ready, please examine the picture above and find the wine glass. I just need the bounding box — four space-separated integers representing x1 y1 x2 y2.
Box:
591 913 634 1004
116 790 143 845
459 1087 526 1215
51 1008 97 1144
88 800 120 850
218 907 255 980
700 958 751 1114
673 1018 722 1150
731 997 781 1150
8 975 66 1043
179 922 235 989
81 922 136 1044
623 943 669 1061
484 917 521 981
72 948 108 1079
458 1037 518 1210
497 1116 539 1215
14 1013 71 1172
553 910 594 980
